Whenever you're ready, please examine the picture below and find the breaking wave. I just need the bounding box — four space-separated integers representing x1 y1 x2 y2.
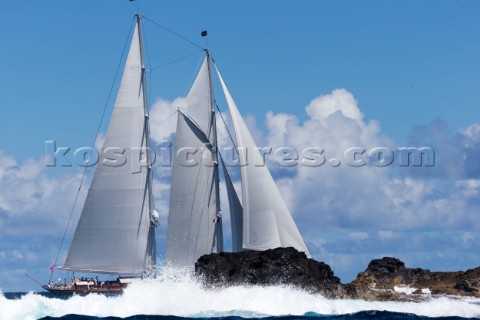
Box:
1 267 479 320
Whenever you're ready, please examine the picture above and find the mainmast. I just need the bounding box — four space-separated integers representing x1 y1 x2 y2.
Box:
206 49 223 252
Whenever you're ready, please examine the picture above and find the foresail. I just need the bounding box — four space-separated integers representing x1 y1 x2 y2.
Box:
166 57 222 267
62 19 155 274
216 68 311 257
221 157 243 252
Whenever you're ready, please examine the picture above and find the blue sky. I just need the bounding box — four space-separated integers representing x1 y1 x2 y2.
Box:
1 1 479 292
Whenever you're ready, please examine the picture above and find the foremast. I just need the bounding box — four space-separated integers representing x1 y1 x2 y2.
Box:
166 50 223 267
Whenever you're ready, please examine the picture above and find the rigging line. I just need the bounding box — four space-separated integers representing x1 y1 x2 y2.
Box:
149 49 204 71
143 16 204 50
185 53 205 98
49 16 136 283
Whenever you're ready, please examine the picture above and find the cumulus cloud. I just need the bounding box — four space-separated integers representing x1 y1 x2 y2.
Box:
0 150 84 235
238 89 480 235
149 97 185 144
0 152 88 289
252 90 394 231
463 123 480 145
406 120 480 179
305 88 364 126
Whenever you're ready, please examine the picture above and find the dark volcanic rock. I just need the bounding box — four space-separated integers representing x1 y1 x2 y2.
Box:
195 248 480 301
351 257 480 299
195 247 343 298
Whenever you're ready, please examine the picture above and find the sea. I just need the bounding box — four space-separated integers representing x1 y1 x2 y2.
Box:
1 269 479 320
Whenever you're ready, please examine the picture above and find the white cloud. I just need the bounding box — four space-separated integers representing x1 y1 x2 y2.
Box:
408 120 480 179
11 250 23 260
348 232 370 241
149 97 186 144
462 123 480 146
0 150 83 235
306 89 364 126
243 89 480 236
462 232 474 248
255 90 394 231
95 132 106 151
377 230 398 240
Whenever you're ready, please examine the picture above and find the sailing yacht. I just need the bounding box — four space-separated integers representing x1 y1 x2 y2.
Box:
43 14 156 295
44 13 309 295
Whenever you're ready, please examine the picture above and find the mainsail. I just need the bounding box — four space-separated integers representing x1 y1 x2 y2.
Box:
61 16 156 274
166 54 223 266
216 68 311 257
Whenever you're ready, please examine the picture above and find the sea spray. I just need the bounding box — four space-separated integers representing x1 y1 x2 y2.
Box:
1 266 480 320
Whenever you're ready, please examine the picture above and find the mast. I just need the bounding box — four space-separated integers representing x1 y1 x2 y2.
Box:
206 49 223 252
136 13 157 270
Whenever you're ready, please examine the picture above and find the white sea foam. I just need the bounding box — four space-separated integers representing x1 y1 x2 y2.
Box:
422 288 432 294
393 285 417 295
1 267 479 320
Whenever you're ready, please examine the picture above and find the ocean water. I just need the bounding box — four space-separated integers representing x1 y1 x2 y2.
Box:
1 268 479 320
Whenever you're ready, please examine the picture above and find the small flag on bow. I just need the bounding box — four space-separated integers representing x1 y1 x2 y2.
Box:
49 264 55 273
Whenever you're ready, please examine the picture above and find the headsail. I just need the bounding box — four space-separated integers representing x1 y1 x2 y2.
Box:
61 16 156 274
215 67 311 257
166 54 223 267
220 156 243 252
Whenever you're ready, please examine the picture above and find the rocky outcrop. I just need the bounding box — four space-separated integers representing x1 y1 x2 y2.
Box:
195 247 480 301
195 247 345 298
350 257 480 300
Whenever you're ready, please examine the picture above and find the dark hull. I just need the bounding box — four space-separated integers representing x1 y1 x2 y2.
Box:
42 282 127 296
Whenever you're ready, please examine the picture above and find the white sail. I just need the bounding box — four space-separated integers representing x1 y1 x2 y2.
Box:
61 19 156 274
216 68 311 257
221 157 243 252
166 56 223 267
